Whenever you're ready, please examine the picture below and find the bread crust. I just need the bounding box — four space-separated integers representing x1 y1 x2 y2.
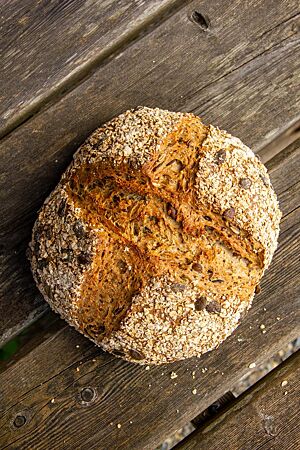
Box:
29 107 281 364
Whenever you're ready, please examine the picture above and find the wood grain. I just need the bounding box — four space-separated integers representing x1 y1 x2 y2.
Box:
0 145 299 450
0 0 184 137
176 351 300 450
0 0 299 345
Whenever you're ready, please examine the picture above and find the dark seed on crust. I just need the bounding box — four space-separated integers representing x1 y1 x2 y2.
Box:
34 241 40 254
77 252 92 265
129 349 145 360
73 220 86 238
37 258 48 270
112 195 120 204
117 260 128 273
150 215 159 224
43 284 52 298
206 301 221 313
69 179 75 190
223 207 235 219
57 199 66 217
239 178 252 189
26 247 32 260
255 284 261 294
215 149 226 164
260 174 269 187
192 263 203 273
98 325 106 334
204 215 212 221
143 226 152 235
44 226 52 240
113 306 124 315
195 296 207 311
171 283 186 292
211 279 224 283
167 203 177 221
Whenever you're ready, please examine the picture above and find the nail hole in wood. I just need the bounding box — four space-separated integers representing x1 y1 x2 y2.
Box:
13 415 26 428
77 387 97 405
191 11 210 31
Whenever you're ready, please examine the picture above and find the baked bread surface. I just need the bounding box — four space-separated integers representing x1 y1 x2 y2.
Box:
29 107 281 364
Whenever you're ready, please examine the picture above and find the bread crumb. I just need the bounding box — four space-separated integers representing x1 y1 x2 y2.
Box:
276 317 281 321
176 409 179 413
129 420 133 424
249 363 256 369
192 388 197 395
284 391 288 395
263 307 267 312
281 380 288 387
170 372 178 379
145 366 150 371
76 345 80 348
51 398 55 403
260 324 265 330
117 423 121 429
92 359 96 362
237 338 243 342
76 367 80 372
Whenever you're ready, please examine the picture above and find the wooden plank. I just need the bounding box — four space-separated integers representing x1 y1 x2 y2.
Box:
0 0 299 345
0 0 184 138
176 351 300 450
0 146 299 450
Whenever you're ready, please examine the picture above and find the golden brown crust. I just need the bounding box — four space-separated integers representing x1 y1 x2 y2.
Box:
29 107 281 365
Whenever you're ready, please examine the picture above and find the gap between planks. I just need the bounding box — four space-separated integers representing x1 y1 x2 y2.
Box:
175 350 300 450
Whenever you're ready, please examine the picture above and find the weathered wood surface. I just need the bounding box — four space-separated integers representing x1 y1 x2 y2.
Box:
0 0 299 346
0 141 299 450
177 351 300 450
0 0 183 138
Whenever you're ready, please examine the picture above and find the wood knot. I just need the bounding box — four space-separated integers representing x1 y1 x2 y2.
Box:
13 414 26 428
77 387 97 405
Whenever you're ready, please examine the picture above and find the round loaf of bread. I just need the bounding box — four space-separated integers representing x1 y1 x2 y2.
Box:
28 107 281 365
